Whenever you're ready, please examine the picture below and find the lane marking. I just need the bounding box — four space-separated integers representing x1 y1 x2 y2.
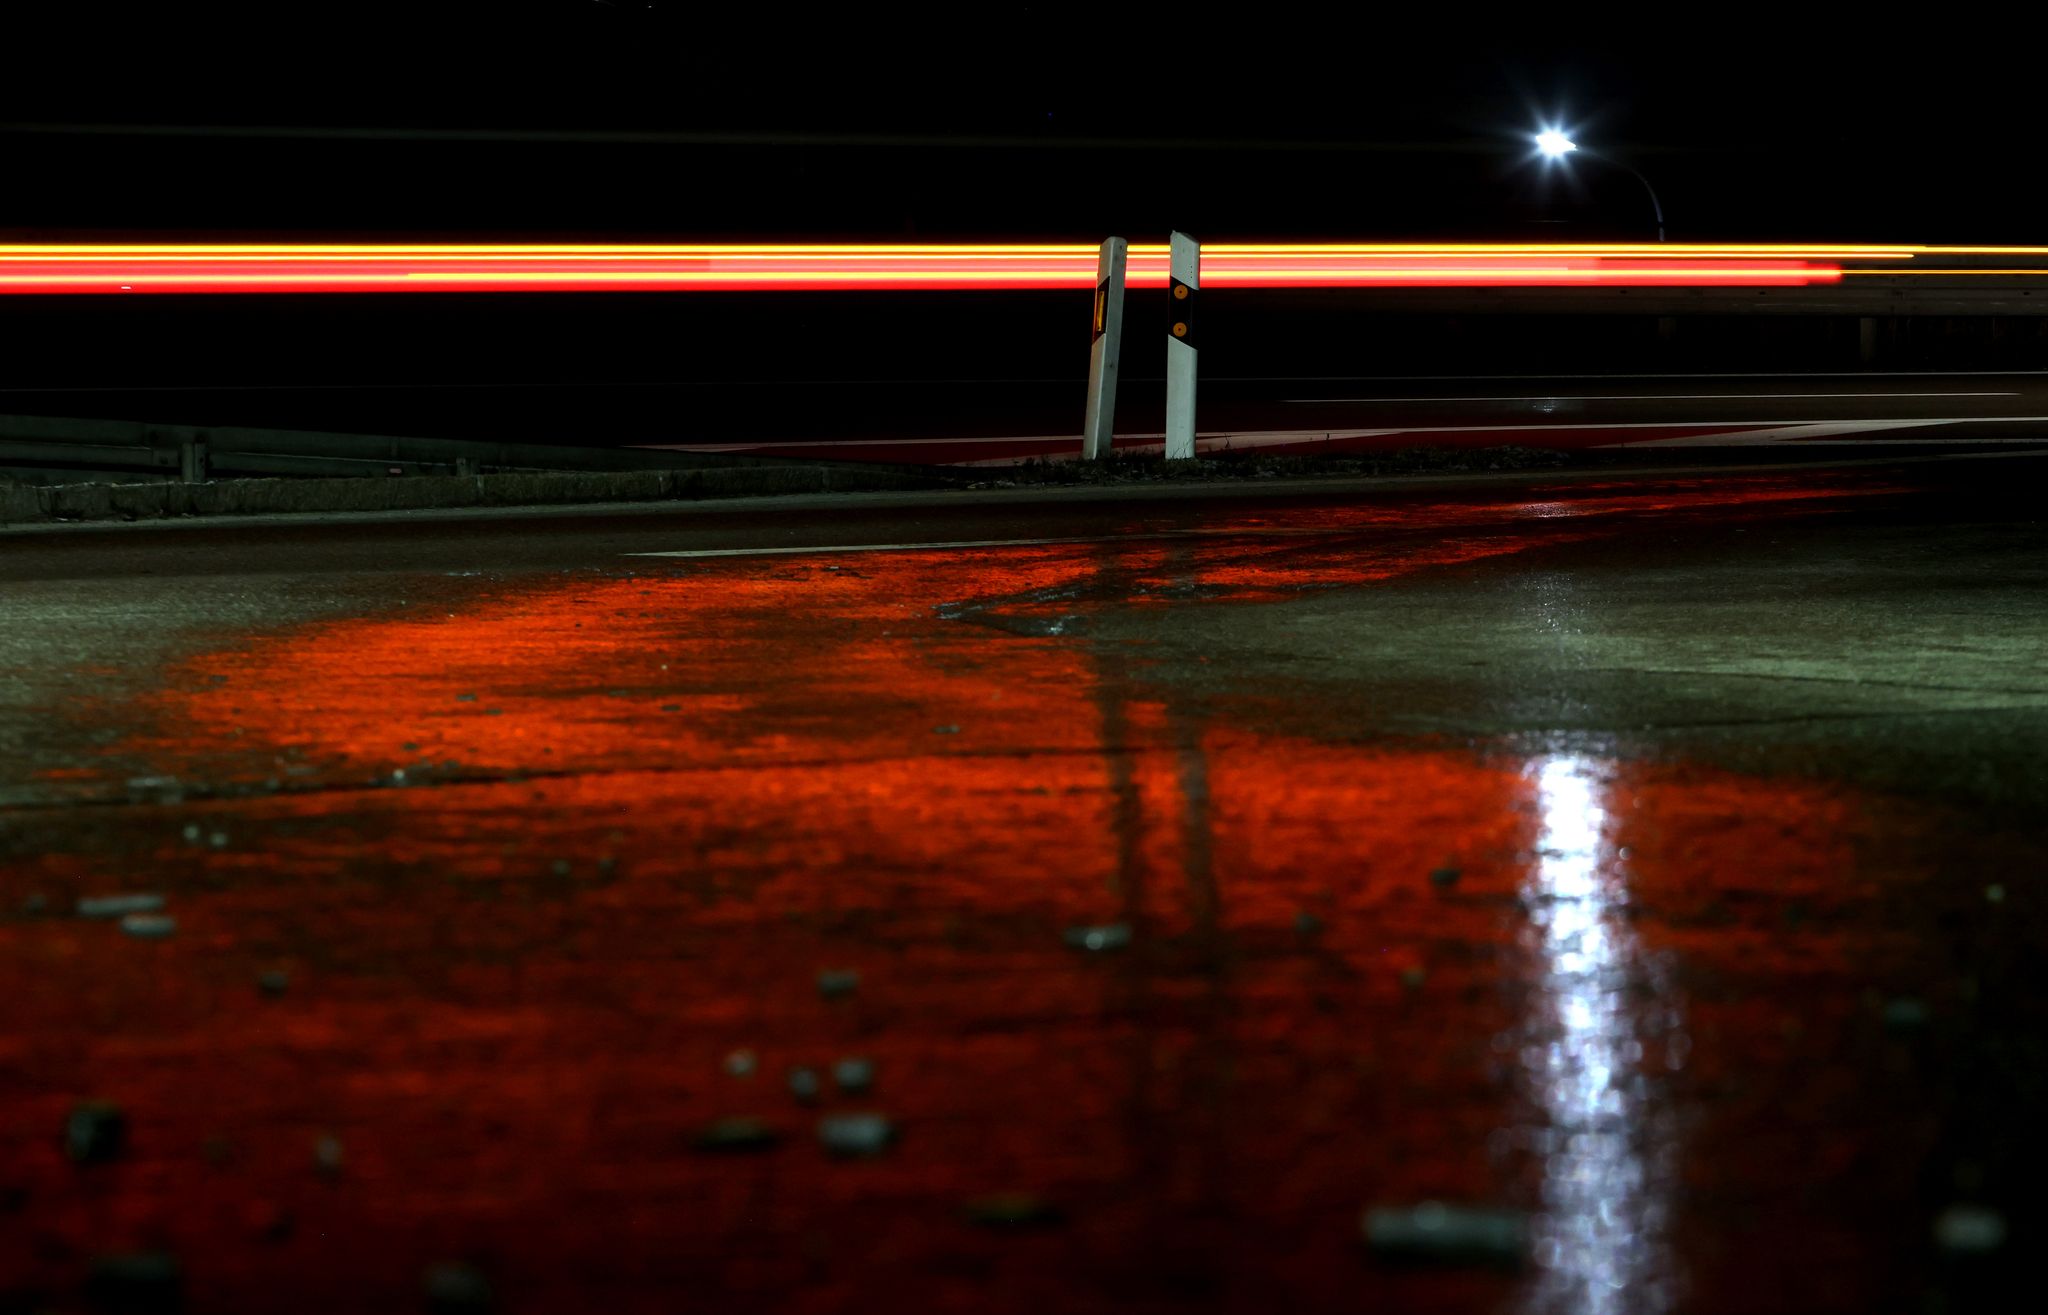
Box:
652 415 2048 455
655 428 1400 452
1221 370 2048 381
1631 438 2048 446
623 481 1915 560
1284 391 2019 403
629 530 1311 559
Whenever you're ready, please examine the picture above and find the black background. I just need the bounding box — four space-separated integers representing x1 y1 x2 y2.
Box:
3 3 2043 242
3 2 2043 425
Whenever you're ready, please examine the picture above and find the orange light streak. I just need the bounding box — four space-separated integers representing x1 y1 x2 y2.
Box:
0 245 1882 294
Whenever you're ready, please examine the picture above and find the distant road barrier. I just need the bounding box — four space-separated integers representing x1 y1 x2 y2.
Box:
0 413 915 485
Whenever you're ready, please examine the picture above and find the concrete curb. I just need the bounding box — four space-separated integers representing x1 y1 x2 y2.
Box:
0 466 955 526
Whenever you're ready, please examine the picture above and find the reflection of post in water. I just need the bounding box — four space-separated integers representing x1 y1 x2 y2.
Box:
1084 538 1231 1267
1171 701 1219 950
1083 538 1223 942
1090 644 1148 919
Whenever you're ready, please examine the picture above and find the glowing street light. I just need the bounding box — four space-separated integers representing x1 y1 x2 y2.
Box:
1533 126 1664 242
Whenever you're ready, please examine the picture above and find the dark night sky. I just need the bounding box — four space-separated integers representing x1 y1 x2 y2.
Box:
3 4 2042 242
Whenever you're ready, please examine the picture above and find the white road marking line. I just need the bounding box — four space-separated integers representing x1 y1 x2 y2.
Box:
1656 438 2048 446
1285 391 2019 403
1224 370 2048 381
629 529 1316 560
648 414 2048 455
1614 417 1994 446
625 472 1929 560
649 429 1396 452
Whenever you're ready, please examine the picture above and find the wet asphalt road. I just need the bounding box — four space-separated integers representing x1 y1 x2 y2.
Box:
2 453 2046 1313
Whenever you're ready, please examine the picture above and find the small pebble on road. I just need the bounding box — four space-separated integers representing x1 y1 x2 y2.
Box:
818 1112 895 1157
86 1252 182 1311
693 1117 780 1153
1934 1204 2008 1254
119 913 177 938
425 1262 495 1313
964 1193 1065 1228
76 893 166 918
833 1057 875 1095
1064 922 1132 952
1883 997 1931 1033
1363 1201 1528 1268
65 1101 127 1165
816 968 860 999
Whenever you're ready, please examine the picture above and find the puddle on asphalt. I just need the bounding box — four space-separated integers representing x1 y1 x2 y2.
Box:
0 471 2031 1314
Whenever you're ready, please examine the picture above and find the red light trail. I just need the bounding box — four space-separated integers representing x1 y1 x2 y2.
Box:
0 243 1908 294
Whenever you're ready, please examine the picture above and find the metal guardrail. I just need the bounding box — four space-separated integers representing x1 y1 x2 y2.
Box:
0 413 925 484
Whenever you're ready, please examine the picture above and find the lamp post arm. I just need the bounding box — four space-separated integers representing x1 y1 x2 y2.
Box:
1622 161 1667 243
1586 150 1666 242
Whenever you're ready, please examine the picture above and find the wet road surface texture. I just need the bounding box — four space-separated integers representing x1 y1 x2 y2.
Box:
2 454 2045 1313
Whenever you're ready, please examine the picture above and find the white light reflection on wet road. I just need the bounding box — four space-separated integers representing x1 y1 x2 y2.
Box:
1522 756 1676 1315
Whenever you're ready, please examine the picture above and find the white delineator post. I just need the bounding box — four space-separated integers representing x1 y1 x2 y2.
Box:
1081 236 1129 461
1164 231 1199 460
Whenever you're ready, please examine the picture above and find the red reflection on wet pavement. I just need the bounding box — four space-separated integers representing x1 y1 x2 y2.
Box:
0 474 1987 1314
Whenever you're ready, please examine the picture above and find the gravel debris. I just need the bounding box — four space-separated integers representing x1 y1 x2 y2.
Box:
1883 997 1932 1033
86 1252 182 1310
1063 922 1132 952
818 1112 896 1157
119 913 178 939
964 1192 1066 1228
1934 1204 2008 1254
77 893 166 919
424 1261 495 1312
1362 1201 1528 1268
832 1057 875 1095
816 968 860 999
692 1117 780 1153
65 1100 127 1165
125 775 184 804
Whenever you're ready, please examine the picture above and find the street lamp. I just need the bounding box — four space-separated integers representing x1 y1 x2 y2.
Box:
1532 126 1665 242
